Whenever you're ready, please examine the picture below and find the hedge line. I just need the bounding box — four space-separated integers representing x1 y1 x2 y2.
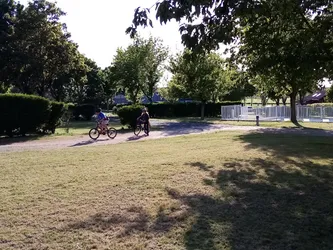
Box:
116 102 242 128
114 101 241 118
0 94 68 137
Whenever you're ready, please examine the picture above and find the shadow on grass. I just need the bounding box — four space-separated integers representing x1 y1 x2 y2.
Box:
65 205 189 237
0 134 48 146
166 133 333 250
64 133 333 249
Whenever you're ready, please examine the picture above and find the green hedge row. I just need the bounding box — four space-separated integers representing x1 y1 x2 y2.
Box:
0 94 68 137
116 102 242 128
124 102 241 118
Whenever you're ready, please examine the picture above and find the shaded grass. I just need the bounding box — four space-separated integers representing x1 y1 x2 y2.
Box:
1 131 333 249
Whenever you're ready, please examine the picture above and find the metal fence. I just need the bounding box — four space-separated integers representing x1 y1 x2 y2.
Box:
221 105 333 122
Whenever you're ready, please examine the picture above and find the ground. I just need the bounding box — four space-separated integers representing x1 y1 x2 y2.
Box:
1 120 333 249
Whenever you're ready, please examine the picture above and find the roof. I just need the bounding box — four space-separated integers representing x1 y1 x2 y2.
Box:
303 90 326 103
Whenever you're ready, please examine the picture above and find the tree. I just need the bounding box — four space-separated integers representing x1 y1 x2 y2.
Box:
111 36 167 104
235 0 331 124
140 37 168 104
168 50 224 119
0 0 84 99
128 0 333 125
327 87 333 102
102 66 118 110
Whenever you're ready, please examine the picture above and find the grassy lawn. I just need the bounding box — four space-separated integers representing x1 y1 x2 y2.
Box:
1 131 333 249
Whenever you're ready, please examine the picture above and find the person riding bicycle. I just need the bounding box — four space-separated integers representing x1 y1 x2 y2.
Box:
137 108 150 135
96 108 108 133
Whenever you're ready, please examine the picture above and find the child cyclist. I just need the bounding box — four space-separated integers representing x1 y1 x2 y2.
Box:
137 108 150 135
96 108 108 133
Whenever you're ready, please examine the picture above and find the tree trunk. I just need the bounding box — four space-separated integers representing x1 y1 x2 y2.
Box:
290 92 300 126
275 98 280 106
200 102 205 120
106 99 110 112
282 96 287 106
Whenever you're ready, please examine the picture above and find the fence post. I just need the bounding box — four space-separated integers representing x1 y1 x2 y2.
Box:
256 115 260 126
321 106 323 119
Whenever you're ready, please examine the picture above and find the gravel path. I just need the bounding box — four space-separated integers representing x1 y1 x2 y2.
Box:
0 122 332 153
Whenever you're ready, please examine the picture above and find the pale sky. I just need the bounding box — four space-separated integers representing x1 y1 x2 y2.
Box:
19 0 184 69
16 0 333 88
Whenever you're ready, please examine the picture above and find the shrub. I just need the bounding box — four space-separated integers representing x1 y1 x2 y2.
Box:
42 101 67 134
326 87 333 102
145 101 242 118
0 94 50 137
117 105 144 128
73 104 96 121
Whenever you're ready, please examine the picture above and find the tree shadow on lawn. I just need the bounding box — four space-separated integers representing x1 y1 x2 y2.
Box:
166 133 333 250
64 205 189 238
63 133 333 249
166 157 333 250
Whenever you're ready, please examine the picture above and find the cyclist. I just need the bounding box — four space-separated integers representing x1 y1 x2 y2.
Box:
96 108 108 133
137 108 150 135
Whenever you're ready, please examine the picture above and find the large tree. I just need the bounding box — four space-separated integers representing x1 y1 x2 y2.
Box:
1 0 84 98
168 50 225 119
140 37 168 104
128 0 333 125
111 36 167 104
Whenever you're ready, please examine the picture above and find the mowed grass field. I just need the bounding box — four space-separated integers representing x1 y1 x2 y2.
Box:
1 131 333 250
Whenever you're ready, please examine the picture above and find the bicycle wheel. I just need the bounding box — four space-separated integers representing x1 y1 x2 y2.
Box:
107 127 117 139
89 128 100 140
134 125 141 136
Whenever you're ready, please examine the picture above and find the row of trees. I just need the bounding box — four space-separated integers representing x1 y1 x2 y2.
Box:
0 0 113 104
128 0 333 124
1 0 251 113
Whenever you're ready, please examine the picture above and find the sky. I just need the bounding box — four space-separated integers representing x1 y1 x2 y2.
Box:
19 0 184 69
16 0 332 88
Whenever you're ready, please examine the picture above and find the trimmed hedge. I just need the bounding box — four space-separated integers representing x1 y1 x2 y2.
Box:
73 104 96 121
0 94 72 137
144 101 242 118
42 101 67 133
117 105 144 128
0 94 51 136
115 102 241 125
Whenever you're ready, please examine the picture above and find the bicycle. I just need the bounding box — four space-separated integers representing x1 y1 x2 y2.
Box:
89 119 117 140
134 120 149 136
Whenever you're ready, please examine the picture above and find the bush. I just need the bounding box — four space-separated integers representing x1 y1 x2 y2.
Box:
73 104 96 121
42 101 67 134
145 101 242 118
117 105 144 128
0 94 50 136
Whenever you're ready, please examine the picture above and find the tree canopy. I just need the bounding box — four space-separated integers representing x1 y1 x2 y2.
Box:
111 36 168 104
128 0 333 124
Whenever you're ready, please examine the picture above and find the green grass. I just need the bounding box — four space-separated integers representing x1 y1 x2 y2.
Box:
1 131 333 249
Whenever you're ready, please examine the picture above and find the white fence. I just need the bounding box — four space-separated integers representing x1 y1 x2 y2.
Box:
221 105 333 122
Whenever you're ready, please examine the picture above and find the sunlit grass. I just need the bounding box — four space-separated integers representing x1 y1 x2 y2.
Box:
1 131 333 249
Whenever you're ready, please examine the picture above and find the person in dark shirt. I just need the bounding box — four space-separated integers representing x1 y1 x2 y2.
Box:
137 108 150 135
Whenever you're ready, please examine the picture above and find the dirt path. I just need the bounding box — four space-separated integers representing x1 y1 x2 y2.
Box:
1 122 332 153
